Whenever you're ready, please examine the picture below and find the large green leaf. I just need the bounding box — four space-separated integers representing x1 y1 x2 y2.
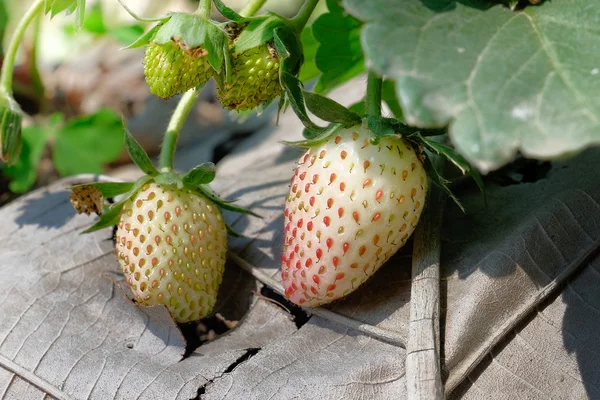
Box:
53 109 125 176
313 0 363 94
343 0 600 172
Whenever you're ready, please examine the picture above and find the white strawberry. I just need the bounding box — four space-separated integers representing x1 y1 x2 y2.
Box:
281 126 428 307
115 182 227 323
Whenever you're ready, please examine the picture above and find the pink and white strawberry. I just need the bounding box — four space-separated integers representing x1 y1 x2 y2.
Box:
281 126 428 307
115 182 227 323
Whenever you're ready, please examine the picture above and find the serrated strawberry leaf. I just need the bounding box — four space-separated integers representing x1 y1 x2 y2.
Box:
153 13 210 48
71 182 134 199
182 163 216 186
123 24 161 49
124 128 158 177
304 92 361 126
197 185 261 218
422 152 464 213
82 175 152 233
212 0 244 22
231 16 286 53
418 135 485 199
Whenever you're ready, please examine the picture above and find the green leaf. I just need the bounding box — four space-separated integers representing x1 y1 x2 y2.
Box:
3 126 48 193
81 1 105 34
108 24 144 45
83 175 152 233
422 152 464 212
46 0 85 28
343 0 600 172
46 0 76 16
418 134 485 198
53 109 125 177
304 91 361 126
182 163 216 186
231 16 286 54
153 13 209 48
298 26 320 83
197 185 261 218
71 181 134 198
313 0 363 94
123 126 158 177
212 0 244 22
204 23 226 71
272 25 303 76
123 24 161 49
280 71 323 132
284 123 344 148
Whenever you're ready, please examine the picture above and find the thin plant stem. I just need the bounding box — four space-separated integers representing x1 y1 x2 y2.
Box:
240 0 267 17
0 0 44 98
366 71 382 118
196 0 212 19
289 0 320 32
158 87 200 172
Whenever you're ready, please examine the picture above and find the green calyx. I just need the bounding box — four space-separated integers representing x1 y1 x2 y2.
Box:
144 41 213 99
218 42 282 111
75 129 258 234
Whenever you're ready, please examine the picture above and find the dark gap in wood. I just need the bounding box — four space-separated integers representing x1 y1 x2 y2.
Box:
260 286 310 329
193 347 261 399
180 314 236 359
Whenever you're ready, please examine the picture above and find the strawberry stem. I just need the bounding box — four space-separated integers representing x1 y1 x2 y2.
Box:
240 0 267 17
196 0 212 19
289 0 320 33
0 0 44 98
159 87 200 172
366 71 383 118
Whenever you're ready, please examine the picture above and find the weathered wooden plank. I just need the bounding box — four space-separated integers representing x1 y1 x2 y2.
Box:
0 175 297 400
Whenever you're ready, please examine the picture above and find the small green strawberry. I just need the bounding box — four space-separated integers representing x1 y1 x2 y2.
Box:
218 43 282 111
144 40 213 99
281 126 428 307
115 182 227 323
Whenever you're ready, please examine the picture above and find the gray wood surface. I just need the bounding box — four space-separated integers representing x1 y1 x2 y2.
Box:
2 78 600 399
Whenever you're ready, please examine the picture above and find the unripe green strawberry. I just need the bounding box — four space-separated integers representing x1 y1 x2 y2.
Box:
144 40 213 99
115 182 227 323
218 44 282 111
281 127 428 307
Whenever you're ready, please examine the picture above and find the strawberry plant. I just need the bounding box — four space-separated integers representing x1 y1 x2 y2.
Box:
1 0 600 398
